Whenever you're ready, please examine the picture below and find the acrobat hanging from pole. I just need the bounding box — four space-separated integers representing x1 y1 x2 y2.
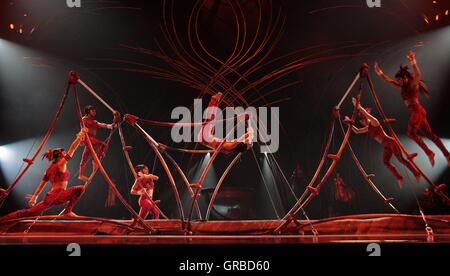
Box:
375 51 450 167
199 92 254 153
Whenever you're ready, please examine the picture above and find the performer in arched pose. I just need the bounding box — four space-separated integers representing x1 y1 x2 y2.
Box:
199 93 254 153
0 129 88 222
130 165 160 227
345 98 421 189
375 51 450 167
79 105 116 182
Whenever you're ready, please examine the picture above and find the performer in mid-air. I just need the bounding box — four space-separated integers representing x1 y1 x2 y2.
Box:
79 105 116 182
375 51 450 167
130 165 160 227
0 129 88 222
345 98 421 188
199 93 254 153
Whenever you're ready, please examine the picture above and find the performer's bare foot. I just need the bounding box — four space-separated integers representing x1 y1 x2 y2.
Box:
78 175 90 182
427 152 436 167
61 212 80 218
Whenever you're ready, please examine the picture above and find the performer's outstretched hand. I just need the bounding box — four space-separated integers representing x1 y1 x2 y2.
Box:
374 63 383 76
407 51 416 63
26 194 37 207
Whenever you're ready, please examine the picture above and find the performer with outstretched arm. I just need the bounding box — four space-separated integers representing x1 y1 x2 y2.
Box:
199 92 254 153
0 128 88 222
345 98 421 189
79 105 116 182
130 165 160 227
375 51 450 167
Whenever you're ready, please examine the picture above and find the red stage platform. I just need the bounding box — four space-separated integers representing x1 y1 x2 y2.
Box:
1 214 449 245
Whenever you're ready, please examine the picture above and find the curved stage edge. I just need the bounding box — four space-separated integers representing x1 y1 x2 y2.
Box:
0 214 449 244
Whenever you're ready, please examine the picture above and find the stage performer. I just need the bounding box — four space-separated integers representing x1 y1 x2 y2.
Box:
79 105 116 182
333 173 354 203
375 51 450 167
130 165 160 227
199 92 254 153
0 129 88 222
345 98 421 189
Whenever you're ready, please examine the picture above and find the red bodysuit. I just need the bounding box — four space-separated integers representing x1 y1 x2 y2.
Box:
79 116 108 176
135 177 159 220
199 96 220 144
367 124 420 185
401 82 449 159
0 154 85 222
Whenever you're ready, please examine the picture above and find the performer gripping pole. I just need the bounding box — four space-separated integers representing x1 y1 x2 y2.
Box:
129 165 161 228
346 98 421 188
79 105 117 182
375 51 450 167
199 92 254 153
0 129 88 222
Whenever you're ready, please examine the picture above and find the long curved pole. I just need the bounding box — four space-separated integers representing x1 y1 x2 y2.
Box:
205 153 242 221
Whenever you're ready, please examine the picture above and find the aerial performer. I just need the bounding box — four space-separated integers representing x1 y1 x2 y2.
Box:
0 129 88 222
130 165 160 227
375 51 450 167
79 105 117 182
345 98 421 189
199 92 254 153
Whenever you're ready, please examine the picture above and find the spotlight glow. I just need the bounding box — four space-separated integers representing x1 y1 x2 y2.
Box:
0 146 12 161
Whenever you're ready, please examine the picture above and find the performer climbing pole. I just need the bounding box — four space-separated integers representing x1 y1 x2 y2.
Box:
129 165 161 228
346 98 421 188
78 105 117 182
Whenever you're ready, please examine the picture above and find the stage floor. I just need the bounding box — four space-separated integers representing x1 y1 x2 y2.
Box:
0 214 449 245
1 234 450 245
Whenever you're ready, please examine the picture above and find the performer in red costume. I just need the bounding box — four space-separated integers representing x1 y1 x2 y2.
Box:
345 98 421 188
130 165 160 227
199 93 254 153
375 51 450 167
0 129 88 222
333 173 354 203
79 105 116 182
